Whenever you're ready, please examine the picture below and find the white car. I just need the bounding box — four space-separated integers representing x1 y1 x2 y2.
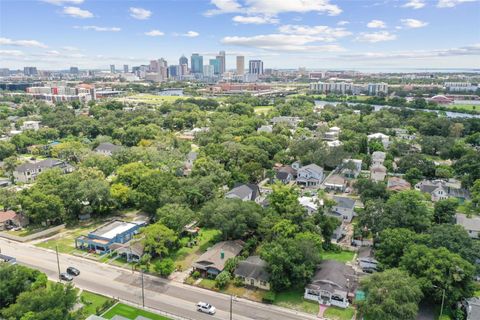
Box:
197 302 216 315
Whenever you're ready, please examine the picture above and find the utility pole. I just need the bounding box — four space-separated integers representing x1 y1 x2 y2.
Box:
230 294 233 320
440 288 446 317
55 245 61 280
141 269 145 308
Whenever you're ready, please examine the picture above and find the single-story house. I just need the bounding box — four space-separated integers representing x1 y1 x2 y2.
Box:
13 158 74 183
456 214 480 239
225 184 261 203
110 239 145 263
193 240 245 278
324 174 347 192
329 196 356 222
299 196 323 215
297 164 324 188
357 247 378 273
94 142 122 156
370 164 387 182
234 256 270 290
75 220 146 254
0 210 29 230
275 165 296 184
387 177 411 192
304 260 357 308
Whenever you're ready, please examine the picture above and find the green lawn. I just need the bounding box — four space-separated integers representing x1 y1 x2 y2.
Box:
322 250 356 263
102 303 171 320
118 94 186 105
324 306 355 320
80 291 114 316
445 104 479 112
273 288 319 314
198 278 217 290
254 106 273 114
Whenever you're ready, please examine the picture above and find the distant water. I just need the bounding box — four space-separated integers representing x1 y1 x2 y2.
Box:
156 89 184 96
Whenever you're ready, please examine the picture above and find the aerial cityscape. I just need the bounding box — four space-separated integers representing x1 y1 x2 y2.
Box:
1 0 480 320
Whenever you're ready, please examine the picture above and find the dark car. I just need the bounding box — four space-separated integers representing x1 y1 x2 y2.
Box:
60 272 73 281
66 267 80 276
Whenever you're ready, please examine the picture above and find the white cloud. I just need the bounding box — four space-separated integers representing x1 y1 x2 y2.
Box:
145 30 164 37
0 37 48 48
232 15 279 24
337 20 349 26
367 19 387 28
0 50 24 56
62 6 93 18
206 0 342 16
400 18 428 28
129 7 152 20
181 31 200 37
42 0 84 5
221 34 345 52
402 0 426 9
74 25 121 32
437 0 476 7
278 25 351 41
62 46 79 51
356 31 396 43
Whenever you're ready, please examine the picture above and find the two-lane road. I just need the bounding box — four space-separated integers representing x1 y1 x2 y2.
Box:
0 238 317 320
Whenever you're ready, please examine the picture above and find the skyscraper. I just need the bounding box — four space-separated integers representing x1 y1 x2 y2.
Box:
149 60 159 72
179 55 188 68
70 67 79 74
216 50 226 74
110 65 115 73
203 65 214 77
249 60 264 75
23 67 38 76
158 58 168 80
209 58 220 75
191 53 203 74
168 65 179 78
123 64 129 73
236 56 245 75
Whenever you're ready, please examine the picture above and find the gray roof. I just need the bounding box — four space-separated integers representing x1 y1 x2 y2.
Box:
234 256 269 282
417 180 470 199
466 297 480 320
15 158 64 173
371 151 386 161
299 163 324 175
95 142 121 153
194 240 244 272
276 171 291 180
456 214 480 232
306 260 356 293
226 184 259 201
333 196 355 209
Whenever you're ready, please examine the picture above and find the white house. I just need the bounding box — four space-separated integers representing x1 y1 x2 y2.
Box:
368 133 390 149
296 164 324 188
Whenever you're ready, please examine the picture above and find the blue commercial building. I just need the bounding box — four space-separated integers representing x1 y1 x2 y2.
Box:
191 53 203 74
209 59 220 75
75 220 146 254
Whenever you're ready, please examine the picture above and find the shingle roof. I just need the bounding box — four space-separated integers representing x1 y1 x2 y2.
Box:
0 210 17 223
226 184 259 201
95 142 121 153
456 214 480 232
306 260 356 293
194 240 244 272
234 256 269 282
333 196 355 209
15 158 64 173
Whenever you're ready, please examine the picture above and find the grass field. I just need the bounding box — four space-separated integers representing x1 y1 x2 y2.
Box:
254 106 273 114
171 228 220 271
273 288 319 314
117 94 186 105
324 306 355 320
445 104 479 111
102 303 171 320
322 250 356 263
80 291 114 316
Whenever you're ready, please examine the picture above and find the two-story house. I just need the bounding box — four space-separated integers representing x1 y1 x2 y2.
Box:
296 164 324 188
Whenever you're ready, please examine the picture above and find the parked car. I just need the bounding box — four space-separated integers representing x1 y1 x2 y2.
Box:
197 302 216 315
66 267 80 276
60 272 73 281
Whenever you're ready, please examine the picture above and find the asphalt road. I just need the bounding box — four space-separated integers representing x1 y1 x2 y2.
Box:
0 238 318 320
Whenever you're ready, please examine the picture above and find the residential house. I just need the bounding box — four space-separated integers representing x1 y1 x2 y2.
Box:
368 132 390 149
299 196 323 215
193 240 245 277
13 158 74 183
393 128 416 141
371 151 386 166
225 184 261 203
304 260 357 308
357 247 378 273
341 159 362 179
327 140 343 148
324 126 341 141
275 165 295 184
257 125 273 133
94 142 122 156
324 174 348 192
415 179 470 203
20 120 41 131
464 297 480 320
329 196 356 222
184 151 198 175
110 239 145 263
296 164 324 188
270 116 301 127
456 214 480 239
234 256 270 290
387 177 411 192
0 210 29 230
370 164 387 182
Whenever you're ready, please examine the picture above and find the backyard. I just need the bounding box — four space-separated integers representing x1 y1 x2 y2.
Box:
101 303 171 320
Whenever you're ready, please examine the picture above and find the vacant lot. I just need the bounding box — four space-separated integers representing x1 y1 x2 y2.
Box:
273 288 319 314
324 306 355 320
171 228 220 271
80 290 115 317
322 250 356 263
102 303 171 320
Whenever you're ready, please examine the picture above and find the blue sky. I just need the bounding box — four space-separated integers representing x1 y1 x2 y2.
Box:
0 0 479 70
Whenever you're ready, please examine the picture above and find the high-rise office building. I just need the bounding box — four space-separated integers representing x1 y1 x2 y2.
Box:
179 64 188 76
110 65 115 73
0 68 9 77
158 58 168 80
70 67 79 74
24 67 38 76
168 65 179 78
216 50 226 74
149 60 159 72
179 55 188 68
209 59 220 75
249 60 263 75
123 65 129 73
236 56 245 75
191 53 203 74
203 65 214 77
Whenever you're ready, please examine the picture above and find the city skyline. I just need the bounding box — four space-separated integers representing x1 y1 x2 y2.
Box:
0 0 479 70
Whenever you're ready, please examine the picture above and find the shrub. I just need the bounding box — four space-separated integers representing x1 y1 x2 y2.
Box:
153 258 175 277
262 291 276 304
215 271 230 290
192 271 201 279
233 277 244 287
